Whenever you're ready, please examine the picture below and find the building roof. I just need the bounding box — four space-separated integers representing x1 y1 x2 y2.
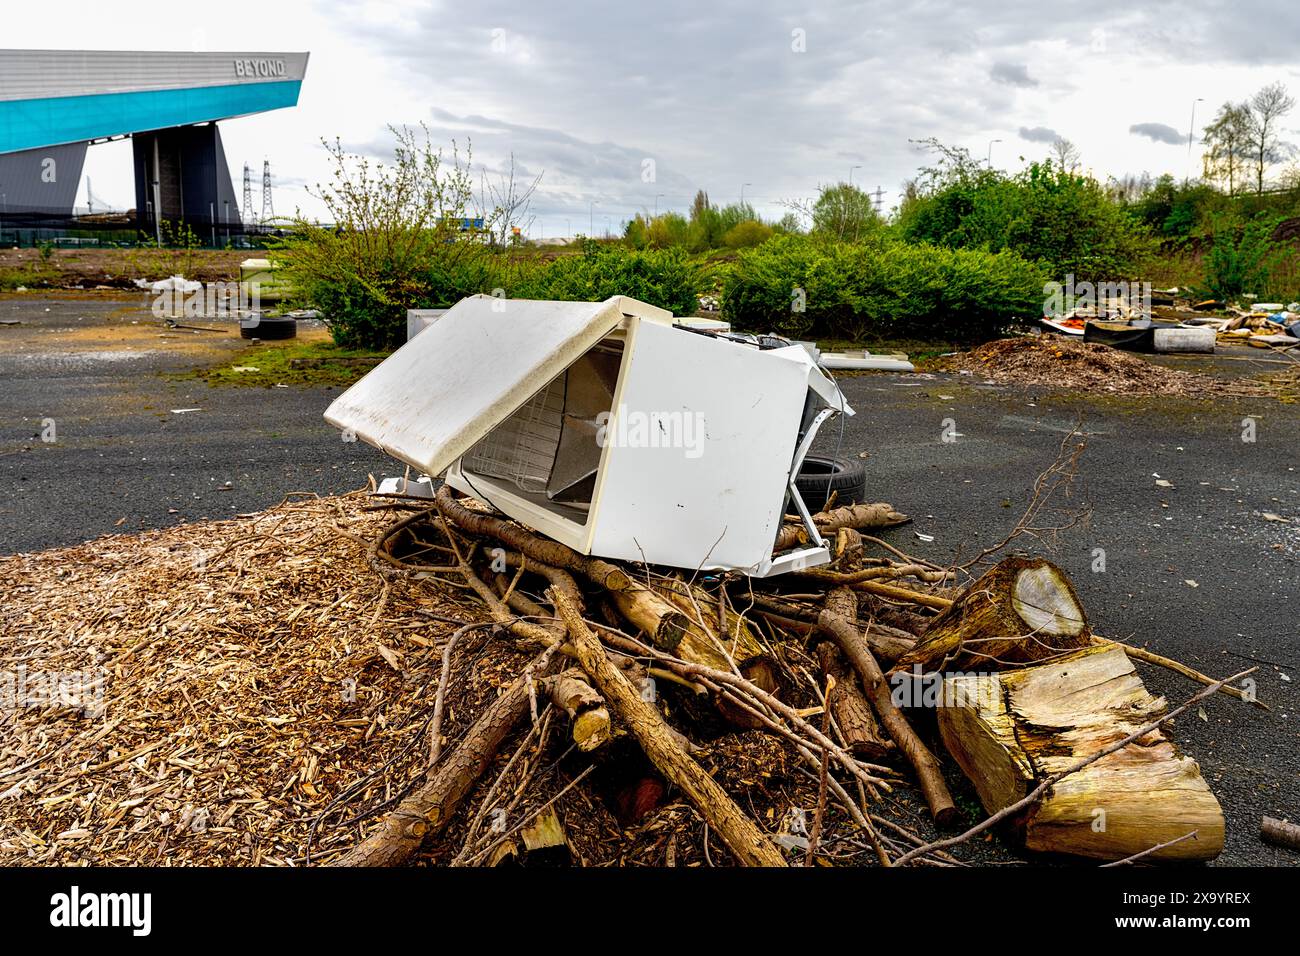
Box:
0 50 309 154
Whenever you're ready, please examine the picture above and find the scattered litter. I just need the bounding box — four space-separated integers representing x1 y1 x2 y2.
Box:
170 408 202 414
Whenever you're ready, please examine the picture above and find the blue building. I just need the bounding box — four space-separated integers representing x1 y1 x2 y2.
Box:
0 49 309 232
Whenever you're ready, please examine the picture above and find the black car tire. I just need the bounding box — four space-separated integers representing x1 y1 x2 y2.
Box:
794 454 867 511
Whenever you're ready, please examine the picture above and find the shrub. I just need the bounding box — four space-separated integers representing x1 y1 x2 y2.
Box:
509 241 701 316
720 234 1047 342
896 145 1154 283
1200 216 1288 301
722 219 773 249
274 127 485 350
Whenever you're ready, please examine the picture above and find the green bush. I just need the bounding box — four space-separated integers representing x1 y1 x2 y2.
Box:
720 234 1047 341
1200 216 1288 301
274 127 485 350
723 219 773 249
509 241 701 316
896 147 1153 282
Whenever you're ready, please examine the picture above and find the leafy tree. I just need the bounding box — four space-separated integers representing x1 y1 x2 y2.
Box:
1202 103 1251 197
811 182 881 241
1244 82 1296 195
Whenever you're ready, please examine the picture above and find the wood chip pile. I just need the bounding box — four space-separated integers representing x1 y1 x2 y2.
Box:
951 336 1268 397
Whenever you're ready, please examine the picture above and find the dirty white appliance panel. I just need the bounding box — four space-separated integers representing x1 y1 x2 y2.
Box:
323 296 626 478
589 320 810 571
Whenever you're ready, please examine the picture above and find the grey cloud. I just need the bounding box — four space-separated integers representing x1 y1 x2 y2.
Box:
328 0 1299 232
990 61 1037 87
1019 126 1061 144
1129 122 1185 145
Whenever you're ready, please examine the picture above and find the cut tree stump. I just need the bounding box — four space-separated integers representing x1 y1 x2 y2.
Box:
937 643 1225 863
895 556 1091 672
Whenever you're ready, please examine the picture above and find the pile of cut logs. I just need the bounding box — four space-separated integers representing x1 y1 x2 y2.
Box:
337 486 1250 867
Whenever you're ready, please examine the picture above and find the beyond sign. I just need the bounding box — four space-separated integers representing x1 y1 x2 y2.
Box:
233 58 287 78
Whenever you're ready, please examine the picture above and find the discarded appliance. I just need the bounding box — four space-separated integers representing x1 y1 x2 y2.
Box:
406 308 450 341
325 294 854 576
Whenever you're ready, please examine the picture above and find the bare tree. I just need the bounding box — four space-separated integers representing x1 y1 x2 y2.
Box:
1050 137 1082 171
1202 102 1251 196
1245 81 1296 195
478 153 543 247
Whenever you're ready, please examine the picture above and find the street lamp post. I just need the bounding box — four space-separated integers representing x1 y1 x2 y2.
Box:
987 139 1002 167
849 164 862 186
740 182 752 209
654 193 664 216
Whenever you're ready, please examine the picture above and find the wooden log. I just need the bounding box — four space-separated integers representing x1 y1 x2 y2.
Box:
936 643 1224 863
815 641 891 760
1261 816 1300 852
542 669 611 752
334 651 558 866
550 586 788 867
774 502 909 552
817 587 959 826
487 807 570 867
894 557 1090 672
648 577 772 684
435 486 689 651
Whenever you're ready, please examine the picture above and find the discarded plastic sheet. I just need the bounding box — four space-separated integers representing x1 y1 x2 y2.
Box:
326 295 854 576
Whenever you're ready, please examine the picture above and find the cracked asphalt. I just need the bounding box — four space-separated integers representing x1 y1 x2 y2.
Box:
2 294 1296 865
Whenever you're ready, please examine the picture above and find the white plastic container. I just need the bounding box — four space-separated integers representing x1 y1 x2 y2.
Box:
325 295 853 576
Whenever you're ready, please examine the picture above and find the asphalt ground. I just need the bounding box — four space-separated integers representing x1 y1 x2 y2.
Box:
2 294 1296 865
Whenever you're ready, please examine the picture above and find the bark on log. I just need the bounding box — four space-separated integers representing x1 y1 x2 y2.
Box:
815 641 891 760
817 587 959 827
551 586 788 867
937 643 1224 862
542 669 612 752
895 557 1090 672
334 651 558 866
774 502 910 553
435 486 689 651
649 577 772 683
1261 816 1300 852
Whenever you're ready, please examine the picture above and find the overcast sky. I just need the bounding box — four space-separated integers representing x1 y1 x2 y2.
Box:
7 0 1300 236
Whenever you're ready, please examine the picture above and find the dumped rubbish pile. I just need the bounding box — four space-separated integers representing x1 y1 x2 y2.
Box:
1042 288 1300 355
950 337 1269 397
